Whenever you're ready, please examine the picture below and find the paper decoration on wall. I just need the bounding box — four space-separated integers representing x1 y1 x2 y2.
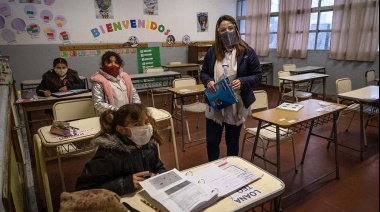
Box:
55 15 66 28
182 35 190 44
94 0 114 19
24 4 37 18
42 27 56 40
19 0 41 3
166 35 175 45
40 9 53 23
43 0 55 6
11 18 26 33
59 31 70 44
197 12 208 32
128 36 139 47
143 0 158 15
0 16 5 29
26 23 40 38
0 3 11 17
1 29 16 43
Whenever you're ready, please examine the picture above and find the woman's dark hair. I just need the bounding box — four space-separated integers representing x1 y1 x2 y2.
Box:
98 103 163 144
100 51 125 67
214 15 248 61
53 58 68 68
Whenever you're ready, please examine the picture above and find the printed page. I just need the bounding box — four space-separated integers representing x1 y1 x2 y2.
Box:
140 169 218 212
192 161 261 197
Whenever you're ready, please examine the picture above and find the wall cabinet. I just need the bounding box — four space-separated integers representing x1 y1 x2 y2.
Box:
187 42 214 65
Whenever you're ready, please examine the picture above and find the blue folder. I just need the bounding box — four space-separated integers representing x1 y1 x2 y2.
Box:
204 78 238 111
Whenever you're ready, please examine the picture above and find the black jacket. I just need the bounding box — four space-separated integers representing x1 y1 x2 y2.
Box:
36 69 85 96
75 134 166 196
200 46 262 109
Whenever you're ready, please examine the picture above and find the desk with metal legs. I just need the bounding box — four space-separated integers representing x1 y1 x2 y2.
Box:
250 99 346 198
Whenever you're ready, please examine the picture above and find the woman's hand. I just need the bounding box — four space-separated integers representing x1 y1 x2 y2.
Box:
207 81 216 92
230 79 241 91
133 171 151 189
59 86 68 92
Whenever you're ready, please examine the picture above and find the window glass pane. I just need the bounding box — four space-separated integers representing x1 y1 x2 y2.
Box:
270 16 278 33
241 0 246 16
241 34 246 41
310 12 318 30
321 0 334 7
239 20 246 34
308 32 316 50
311 0 319 8
269 33 277 49
316 32 331 50
237 1 242 16
271 0 279 13
319 11 333 30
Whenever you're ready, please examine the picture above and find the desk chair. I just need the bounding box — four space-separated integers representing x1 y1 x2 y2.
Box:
365 70 376 86
241 90 298 171
52 98 97 191
145 67 171 107
278 71 312 104
331 78 378 147
172 77 206 146
147 107 179 169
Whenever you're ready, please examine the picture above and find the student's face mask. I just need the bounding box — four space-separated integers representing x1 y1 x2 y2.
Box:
127 124 153 146
102 65 120 78
54 68 68 77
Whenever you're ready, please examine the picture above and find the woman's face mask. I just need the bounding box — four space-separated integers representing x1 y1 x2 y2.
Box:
102 65 120 78
54 64 68 77
126 124 153 146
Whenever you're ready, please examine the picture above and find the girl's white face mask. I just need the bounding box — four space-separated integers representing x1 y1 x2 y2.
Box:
54 68 68 77
127 124 153 146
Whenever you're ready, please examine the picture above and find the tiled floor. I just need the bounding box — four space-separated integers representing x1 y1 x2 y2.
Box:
28 86 379 212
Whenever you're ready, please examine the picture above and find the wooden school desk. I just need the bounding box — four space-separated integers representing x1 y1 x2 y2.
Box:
14 91 92 154
162 63 200 82
250 99 347 197
260 61 273 85
121 156 285 212
168 84 205 151
337 85 379 160
278 73 329 103
288 66 326 75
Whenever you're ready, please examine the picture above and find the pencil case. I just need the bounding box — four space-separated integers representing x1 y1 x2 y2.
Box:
50 121 71 137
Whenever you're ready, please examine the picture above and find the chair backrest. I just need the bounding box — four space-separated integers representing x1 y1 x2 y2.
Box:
169 61 182 65
251 90 268 111
336 78 352 103
53 98 96 122
365 70 376 86
278 71 291 92
146 67 164 73
173 77 196 88
283 64 296 72
79 76 89 89
172 77 197 106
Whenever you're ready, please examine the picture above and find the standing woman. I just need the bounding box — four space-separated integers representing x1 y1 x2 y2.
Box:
36 58 86 97
91 51 141 115
200 15 262 161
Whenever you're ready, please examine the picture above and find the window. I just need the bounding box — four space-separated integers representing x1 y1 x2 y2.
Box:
237 0 334 50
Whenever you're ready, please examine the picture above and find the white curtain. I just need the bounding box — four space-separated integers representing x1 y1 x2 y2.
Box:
277 0 312 58
245 0 271 56
330 0 379 61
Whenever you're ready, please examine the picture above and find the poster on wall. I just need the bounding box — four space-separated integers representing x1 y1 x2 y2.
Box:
94 0 114 19
137 47 161 73
143 0 158 15
197 12 208 32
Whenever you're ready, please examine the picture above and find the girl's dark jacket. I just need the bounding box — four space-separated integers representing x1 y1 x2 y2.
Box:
75 134 166 196
36 69 86 96
200 46 262 109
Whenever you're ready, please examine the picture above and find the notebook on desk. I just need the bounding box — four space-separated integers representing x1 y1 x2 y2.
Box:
51 89 90 97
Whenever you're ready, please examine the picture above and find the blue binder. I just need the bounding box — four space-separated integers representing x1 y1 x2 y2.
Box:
204 78 238 111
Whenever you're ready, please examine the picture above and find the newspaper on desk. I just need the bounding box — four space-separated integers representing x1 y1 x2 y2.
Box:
140 160 261 212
